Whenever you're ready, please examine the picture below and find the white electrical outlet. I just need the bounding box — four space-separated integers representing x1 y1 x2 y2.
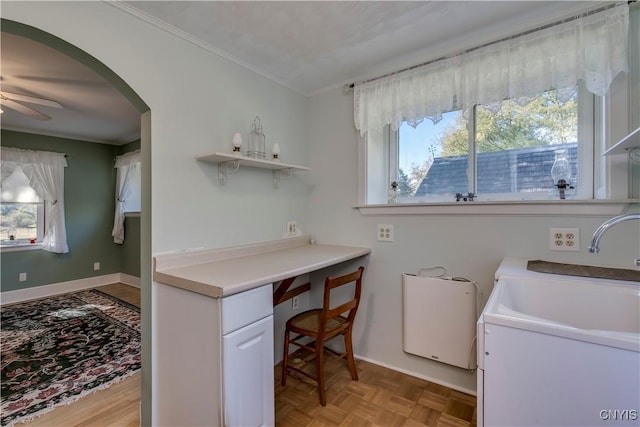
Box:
549 228 580 251
292 296 299 310
287 221 297 236
19 272 27 282
93 262 101 271
377 224 394 242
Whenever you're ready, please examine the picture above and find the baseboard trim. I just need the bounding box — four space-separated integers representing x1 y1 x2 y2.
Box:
120 273 141 288
1 273 141 305
354 354 477 396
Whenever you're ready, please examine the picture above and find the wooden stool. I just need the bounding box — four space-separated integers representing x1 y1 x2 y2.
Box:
281 266 364 406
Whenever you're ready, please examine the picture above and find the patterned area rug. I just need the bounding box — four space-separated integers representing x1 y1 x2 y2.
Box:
1 290 140 427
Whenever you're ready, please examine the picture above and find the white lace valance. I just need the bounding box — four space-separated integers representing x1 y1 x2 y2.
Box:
354 3 629 136
1 146 68 168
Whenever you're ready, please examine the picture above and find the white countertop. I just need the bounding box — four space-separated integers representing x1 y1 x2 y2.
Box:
153 236 371 298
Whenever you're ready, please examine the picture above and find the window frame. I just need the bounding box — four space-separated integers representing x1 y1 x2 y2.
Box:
121 160 142 214
390 86 594 203
1 203 46 250
1 166 46 250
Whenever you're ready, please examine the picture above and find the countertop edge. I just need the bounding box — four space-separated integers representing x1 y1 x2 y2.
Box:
153 270 223 298
153 242 371 299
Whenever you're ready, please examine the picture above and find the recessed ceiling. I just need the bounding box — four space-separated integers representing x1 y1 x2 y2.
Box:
1 32 140 145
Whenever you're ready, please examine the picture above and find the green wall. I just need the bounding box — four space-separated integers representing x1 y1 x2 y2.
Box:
121 215 141 276
117 139 142 278
1 130 140 291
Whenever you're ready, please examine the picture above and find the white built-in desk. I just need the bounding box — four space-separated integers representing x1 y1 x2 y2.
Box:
152 236 370 427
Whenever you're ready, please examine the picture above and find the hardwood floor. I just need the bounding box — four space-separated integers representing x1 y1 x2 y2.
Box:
17 373 141 427
18 284 476 426
94 283 141 307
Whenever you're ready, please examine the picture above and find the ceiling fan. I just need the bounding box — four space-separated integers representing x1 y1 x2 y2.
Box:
0 90 63 121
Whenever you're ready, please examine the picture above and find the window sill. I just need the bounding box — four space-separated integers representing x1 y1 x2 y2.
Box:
1 243 43 253
125 211 141 218
355 200 639 216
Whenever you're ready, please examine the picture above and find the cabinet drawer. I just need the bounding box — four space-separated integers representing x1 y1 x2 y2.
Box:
221 284 273 335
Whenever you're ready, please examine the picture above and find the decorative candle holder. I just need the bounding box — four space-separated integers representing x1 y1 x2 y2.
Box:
247 116 266 159
551 149 573 199
232 133 242 153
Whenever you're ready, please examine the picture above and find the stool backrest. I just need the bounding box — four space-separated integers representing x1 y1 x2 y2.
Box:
321 266 364 330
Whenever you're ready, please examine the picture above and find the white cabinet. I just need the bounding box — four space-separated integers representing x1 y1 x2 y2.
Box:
153 282 274 427
152 238 371 426
221 284 274 426
223 316 274 426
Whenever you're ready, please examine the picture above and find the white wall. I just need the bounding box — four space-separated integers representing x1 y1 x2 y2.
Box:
306 86 640 394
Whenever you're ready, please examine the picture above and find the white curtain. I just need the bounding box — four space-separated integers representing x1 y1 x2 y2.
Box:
112 150 141 244
354 3 629 136
1 147 69 253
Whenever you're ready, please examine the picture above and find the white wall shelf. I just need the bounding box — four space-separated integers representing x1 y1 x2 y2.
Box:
603 127 640 156
196 152 310 185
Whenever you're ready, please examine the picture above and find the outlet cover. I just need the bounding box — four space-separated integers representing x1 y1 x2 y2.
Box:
19 272 27 282
94 262 101 271
287 221 297 236
377 224 394 242
549 228 580 251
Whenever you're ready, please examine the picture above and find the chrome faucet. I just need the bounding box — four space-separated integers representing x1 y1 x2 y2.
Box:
588 213 640 254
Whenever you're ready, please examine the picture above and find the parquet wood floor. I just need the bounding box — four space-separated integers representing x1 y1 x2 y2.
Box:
275 350 477 427
17 284 477 426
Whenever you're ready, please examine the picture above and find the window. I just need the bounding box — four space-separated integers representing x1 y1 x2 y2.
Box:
120 163 141 214
390 87 591 203
1 147 69 253
355 4 634 211
1 166 44 246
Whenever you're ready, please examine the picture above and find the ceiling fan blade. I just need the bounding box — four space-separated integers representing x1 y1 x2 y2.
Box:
0 97 51 121
0 91 63 109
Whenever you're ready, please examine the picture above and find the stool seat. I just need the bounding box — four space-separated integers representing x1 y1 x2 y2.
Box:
287 309 348 335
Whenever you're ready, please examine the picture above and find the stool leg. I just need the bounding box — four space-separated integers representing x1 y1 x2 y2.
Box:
344 329 358 381
281 328 290 386
315 338 327 406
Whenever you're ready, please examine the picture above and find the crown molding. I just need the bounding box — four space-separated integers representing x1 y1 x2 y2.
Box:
105 1 304 96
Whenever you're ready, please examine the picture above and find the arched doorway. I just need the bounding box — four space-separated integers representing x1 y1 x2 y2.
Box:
1 18 152 425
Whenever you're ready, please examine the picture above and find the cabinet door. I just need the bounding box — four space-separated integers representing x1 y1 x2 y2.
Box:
223 315 274 427
484 323 640 427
